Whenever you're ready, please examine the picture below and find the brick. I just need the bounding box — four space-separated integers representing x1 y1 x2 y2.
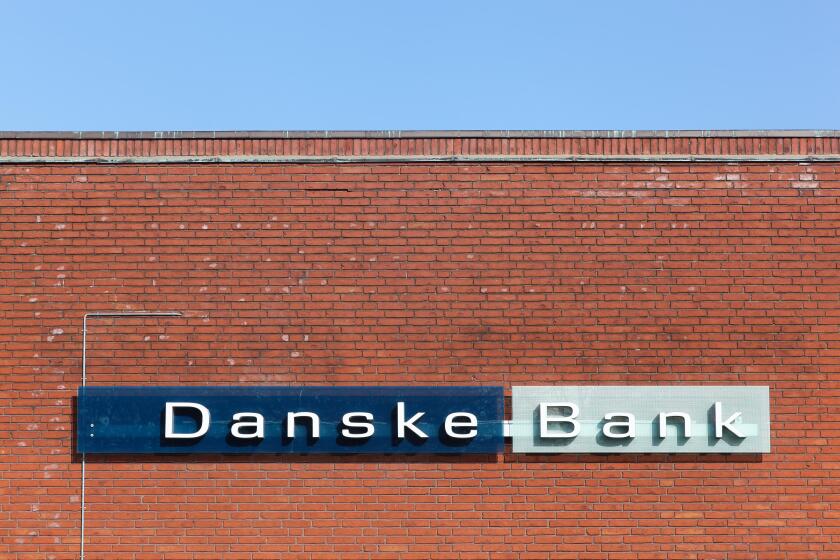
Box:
1 134 838 558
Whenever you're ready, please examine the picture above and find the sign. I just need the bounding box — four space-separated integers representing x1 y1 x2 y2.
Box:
510 386 770 453
77 386 504 454
77 385 771 455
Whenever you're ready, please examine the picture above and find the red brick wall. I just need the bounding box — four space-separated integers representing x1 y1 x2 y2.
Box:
2 134 839 559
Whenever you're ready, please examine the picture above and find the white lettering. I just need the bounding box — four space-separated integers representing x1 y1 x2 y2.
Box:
286 412 320 439
539 402 580 438
714 402 745 438
341 412 375 439
658 412 691 438
164 402 210 439
602 412 635 439
444 412 477 439
231 412 264 439
396 401 428 439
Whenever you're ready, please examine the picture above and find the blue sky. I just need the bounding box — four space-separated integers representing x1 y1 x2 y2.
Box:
3 1 839 131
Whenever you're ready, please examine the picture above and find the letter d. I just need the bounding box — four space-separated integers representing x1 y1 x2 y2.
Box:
164 402 210 439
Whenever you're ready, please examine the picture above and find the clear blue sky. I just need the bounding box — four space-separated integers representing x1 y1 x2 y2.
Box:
3 1 839 131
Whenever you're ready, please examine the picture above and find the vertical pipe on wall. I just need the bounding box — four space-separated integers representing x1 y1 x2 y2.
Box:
80 315 87 560
79 311 183 560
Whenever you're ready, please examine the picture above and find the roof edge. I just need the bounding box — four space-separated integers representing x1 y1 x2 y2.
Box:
1 129 840 140
4 154 840 165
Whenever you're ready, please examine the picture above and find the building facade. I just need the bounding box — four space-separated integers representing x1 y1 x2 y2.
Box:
1 131 838 559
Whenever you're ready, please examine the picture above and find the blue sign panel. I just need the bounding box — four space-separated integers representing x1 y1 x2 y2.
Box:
77 386 504 454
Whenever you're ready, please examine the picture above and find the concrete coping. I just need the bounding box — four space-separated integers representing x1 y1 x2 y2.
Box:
0 129 839 140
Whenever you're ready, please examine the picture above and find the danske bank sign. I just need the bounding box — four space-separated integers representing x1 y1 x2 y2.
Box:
77 385 770 455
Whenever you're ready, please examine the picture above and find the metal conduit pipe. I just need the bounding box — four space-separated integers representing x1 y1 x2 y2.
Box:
80 311 183 560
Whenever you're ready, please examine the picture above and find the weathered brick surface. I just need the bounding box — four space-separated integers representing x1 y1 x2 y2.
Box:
1 134 839 559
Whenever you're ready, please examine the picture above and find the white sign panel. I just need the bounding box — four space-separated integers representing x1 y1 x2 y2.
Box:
511 386 770 453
